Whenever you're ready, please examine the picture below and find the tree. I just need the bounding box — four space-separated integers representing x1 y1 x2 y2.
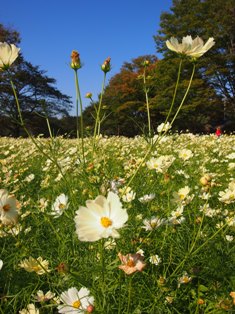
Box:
154 0 235 130
0 24 72 136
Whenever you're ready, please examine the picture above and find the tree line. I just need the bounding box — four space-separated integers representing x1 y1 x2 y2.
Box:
1 0 234 137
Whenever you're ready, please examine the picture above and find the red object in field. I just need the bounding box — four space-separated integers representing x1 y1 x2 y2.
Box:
215 127 222 137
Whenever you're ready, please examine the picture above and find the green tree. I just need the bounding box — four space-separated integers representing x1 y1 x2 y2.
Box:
154 0 235 131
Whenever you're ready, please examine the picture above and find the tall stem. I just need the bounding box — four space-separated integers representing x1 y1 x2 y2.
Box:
164 59 183 125
93 72 106 140
169 63 196 126
143 66 151 137
74 69 85 161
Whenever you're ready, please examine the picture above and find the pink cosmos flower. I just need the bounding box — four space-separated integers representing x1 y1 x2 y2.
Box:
118 252 146 275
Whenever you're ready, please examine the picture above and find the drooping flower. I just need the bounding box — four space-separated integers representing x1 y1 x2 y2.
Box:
166 35 215 58
18 256 51 275
118 252 146 275
19 303 39 314
74 191 128 242
58 287 94 314
51 193 69 218
0 42 20 70
0 189 19 225
34 290 55 302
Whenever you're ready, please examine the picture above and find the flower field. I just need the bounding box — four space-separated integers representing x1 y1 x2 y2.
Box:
0 133 235 313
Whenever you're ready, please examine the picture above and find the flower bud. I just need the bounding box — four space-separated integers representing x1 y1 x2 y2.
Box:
101 57 111 73
56 262 69 274
70 50 81 70
143 60 150 67
86 304 94 312
85 92 93 99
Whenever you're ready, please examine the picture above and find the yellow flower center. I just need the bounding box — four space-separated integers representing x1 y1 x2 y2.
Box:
126 259 135 267
179 194 185 200
72 300 81 308
59 203 66 209
3 204 11 212
100 217 112 228
32 265 41 272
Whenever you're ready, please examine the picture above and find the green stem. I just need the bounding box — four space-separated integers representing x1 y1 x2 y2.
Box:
163 58 183 127
169 222 227 279
93 72 106 143
74 70 85 161
46 117 53 139
170 63 196 126
127 276 133 313
143 67 151 137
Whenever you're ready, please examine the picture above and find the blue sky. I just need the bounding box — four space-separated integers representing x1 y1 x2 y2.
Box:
0 0 172 115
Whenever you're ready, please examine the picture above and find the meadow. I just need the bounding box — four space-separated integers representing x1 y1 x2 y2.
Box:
0 133 235 313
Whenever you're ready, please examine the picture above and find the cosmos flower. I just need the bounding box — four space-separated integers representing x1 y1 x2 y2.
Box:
0 259 3 270
218 181 235 204
157 122 171 133
142 216 165 231
138 193 155 203
51 194 69 218
149 254 161 266
166 35 215 58
0 189 19 225
118 252 146 275
34 290 55 302
146 155 175 174
178 149 193 161
19 303 39 314
58 287 94 314
172 186 193 205
0 42 20 70
74 191 128 242
119 186 136 203
18 256 51 275
178 272 192 287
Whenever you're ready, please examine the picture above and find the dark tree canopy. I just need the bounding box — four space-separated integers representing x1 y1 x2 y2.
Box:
0 24 72 136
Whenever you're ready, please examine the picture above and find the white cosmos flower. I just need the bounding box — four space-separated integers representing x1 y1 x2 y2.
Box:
157 122 171 133
58 287 94 314
149 254 161 266
74 191 128 242
19 303 39 314
0 189 19 225
0 259 3 270
51 194 69 218
139 193 155 203
166 35 215 58
0 42 20 70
